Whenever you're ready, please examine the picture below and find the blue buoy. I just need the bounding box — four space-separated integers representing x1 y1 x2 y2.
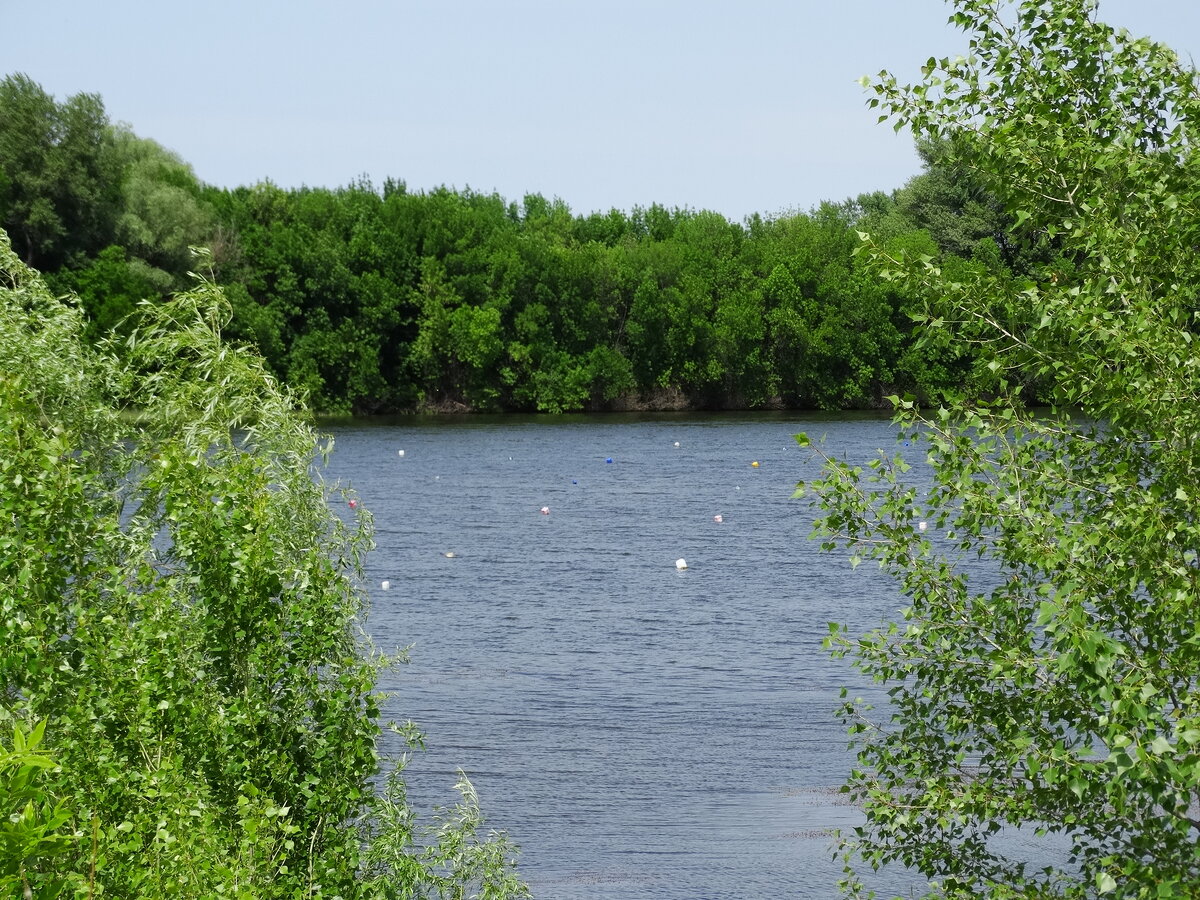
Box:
605 457 613 464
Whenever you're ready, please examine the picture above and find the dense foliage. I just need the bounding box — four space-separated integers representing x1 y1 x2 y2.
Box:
0 231 526 897
0 72 1044 415
801 0 1200 895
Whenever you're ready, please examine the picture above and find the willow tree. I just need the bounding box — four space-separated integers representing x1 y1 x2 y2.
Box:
0 231 526 898
800 1 1200 895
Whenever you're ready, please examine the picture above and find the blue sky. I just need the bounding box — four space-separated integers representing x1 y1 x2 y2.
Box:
6 1 1199 221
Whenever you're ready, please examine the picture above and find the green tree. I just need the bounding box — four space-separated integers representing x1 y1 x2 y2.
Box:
209 181 421 414
0 73 118 270
755 208 901 408
0 722 74 898
802 1 1200 895
109 127 217 281
0 231 526 897
46 243 163 339
894 138 1013 263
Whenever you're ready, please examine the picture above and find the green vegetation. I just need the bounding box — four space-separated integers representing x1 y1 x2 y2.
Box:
0 233 526 897
0 71 1039 416
801 0 1200 894
9 0 1198 893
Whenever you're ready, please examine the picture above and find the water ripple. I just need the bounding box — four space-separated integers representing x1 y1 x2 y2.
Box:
328 413 923 899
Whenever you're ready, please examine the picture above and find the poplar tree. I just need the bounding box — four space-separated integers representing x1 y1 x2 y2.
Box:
801 1 1200 895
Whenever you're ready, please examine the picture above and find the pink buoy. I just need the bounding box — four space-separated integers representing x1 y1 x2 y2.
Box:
348 499 358 509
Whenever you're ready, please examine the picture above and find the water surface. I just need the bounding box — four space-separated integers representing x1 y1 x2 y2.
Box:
325 412 920 898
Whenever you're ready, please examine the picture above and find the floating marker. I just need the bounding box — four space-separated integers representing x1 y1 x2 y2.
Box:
398 449 405 457
751 461 760 468
444 551 456 558
571 479 578 485
675 558 688 570
713 514 723 523
674 441 680 448
348 499 358 509
540 506 550 515
918 521 928 532
381 580 391 590
605 457 613 464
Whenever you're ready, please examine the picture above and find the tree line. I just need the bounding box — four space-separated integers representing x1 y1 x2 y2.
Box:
0 72 1051 415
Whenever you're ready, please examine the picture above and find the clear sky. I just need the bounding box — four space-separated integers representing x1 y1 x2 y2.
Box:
5 1 1199 221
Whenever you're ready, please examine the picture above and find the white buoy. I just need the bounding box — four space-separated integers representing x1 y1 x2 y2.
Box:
444 551 456 558
918 521 928 532
381 580 391 590
540 506 550 515
674 441 680 448
675 558 688 570
713 514 723 523
398 450 405 457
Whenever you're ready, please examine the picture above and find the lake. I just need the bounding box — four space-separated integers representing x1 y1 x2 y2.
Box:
323 412 924 899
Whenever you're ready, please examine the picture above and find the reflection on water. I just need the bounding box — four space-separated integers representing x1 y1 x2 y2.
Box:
325 412 925 899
